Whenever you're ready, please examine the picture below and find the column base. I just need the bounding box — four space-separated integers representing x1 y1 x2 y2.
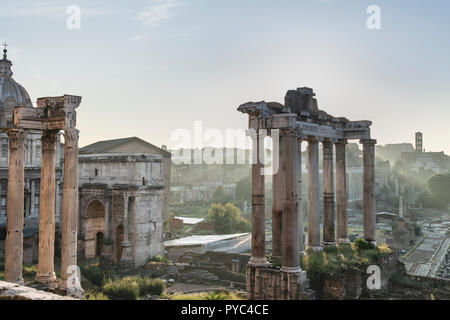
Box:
248 256 269 267
322 241 336 247
307 245 323 252
280 266 302 273
337 238 351 244
35 272 57 285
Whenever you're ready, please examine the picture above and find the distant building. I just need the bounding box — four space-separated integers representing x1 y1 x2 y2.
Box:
77 137 172 267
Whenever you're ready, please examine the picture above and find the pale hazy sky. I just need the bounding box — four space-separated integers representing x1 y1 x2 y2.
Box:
1 0 449 154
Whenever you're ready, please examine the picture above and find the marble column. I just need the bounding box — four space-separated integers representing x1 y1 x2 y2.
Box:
322 139 335 246
272 134 283 259
60 128 83 295
4 129 26 284
249 130 268 266
281 130 301 272
335 140 349 244
361 139 377 245
36 130 58 284
307 137 321 251
297 139 305 254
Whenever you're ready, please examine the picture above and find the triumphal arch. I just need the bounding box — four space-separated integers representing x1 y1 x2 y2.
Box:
238 87 376 300
3 94 83 297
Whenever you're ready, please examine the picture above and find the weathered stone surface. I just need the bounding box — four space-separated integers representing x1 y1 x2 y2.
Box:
0 280 77 300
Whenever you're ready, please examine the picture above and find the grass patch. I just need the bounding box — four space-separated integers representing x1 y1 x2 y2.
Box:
102 276 166 300
169 290 245 300
300 242 392 281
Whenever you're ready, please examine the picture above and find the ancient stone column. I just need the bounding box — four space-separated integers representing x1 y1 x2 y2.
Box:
272 134 283 259
101 189 113 263
4 129 26 284
119 195 134 269
281 130 301 272
36 130 58 284
335 140 349 244
307 137 321 251
297 139 305 254
60 128 83 296
322 139 335 246
249 130 268 266
399 196 404 218
361 139 377 245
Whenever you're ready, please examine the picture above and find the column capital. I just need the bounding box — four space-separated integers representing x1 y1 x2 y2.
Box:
6 129 26 149
322 137 335 145
360 138 377 145
335 139 348 146
280 127 300 137
307 136 318 144
63 128 79 148
41 130 59 151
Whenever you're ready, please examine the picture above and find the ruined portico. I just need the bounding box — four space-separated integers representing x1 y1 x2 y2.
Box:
238 87 376 300
3 95 83 297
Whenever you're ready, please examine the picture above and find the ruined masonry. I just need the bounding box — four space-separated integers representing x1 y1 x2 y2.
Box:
238 87 377 300
3 94 83 297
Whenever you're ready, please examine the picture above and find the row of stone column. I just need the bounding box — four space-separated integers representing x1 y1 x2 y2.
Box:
4 128 81 293
249 129 377 274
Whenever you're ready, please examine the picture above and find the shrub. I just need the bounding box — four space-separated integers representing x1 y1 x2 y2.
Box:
353 238 373 251
149 255 172 265
80 265 106 287
137 277 166 296
102 277 140 300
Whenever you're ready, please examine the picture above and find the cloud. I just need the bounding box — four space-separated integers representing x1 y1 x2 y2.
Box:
130 34 146 41
138 0 182 27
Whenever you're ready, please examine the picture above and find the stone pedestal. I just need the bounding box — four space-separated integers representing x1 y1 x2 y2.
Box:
35 130 58 284
322 139 335 246
307 137 321 251
361 139 377 245
335 140 349 244
119 240 134 269
60 128 82 295
4 129 26 284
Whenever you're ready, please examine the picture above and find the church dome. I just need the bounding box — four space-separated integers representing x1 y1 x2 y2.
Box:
0 46 32 107
0 46 33 127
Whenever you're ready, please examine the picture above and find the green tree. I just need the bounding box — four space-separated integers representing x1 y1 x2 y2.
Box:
235 176 251 203
207 203 251 234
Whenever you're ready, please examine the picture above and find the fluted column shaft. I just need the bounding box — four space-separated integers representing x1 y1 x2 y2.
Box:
322 139 335 245
307 137 321 251
335 140 349 243
4 129 26 284
362 139 377 244
281 131 301 272
60 128 81 291
36 130 58 283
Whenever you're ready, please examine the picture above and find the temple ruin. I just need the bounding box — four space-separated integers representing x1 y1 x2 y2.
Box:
2 94 83 297
238 87 377 300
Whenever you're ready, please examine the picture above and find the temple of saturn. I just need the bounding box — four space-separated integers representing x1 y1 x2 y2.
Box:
2 94 83 297
238 87 377 300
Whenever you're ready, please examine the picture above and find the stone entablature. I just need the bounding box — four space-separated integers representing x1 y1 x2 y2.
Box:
0 280 77 300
